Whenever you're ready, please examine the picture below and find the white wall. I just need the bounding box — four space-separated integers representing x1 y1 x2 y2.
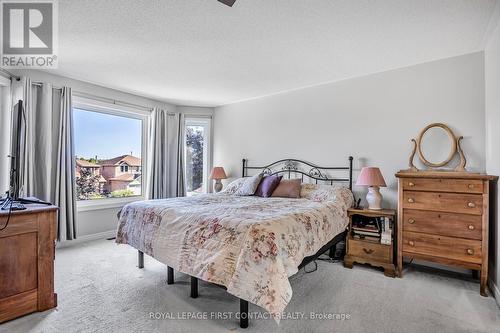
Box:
485 14 500 301
214 52 486 208
5 69 213 239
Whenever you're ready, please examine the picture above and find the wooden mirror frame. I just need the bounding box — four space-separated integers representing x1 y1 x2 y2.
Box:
408 123 466 172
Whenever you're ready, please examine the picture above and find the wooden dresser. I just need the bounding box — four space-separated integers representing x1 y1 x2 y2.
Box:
395 171 497 296
0 204 58 323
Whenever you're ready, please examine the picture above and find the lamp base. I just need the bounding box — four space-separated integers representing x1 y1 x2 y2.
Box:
213 179 223 193
366 186 383 210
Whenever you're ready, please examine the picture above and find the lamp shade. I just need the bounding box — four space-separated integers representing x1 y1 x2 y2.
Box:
210 167 227 180
356 167 386 187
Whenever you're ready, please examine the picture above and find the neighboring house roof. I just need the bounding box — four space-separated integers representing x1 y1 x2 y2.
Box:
76 159 100 168
109 173 136 182
129 176 142 186
100 155 141 167
98 176 107 183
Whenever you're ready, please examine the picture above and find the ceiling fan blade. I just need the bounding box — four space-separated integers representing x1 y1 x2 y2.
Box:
218 0 236 7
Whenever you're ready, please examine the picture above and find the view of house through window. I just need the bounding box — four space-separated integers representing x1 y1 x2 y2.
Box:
185 118 210 196
74 108 143 201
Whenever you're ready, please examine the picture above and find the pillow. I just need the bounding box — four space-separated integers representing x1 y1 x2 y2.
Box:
220 177 246 195
255 175 282 197
300 183 354 206
271 179 302 198
233 173 264 196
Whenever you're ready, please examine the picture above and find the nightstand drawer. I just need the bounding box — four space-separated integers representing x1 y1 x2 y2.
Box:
348 238 391 262
403 191 482 215
402 231 482 264
402 178 483 194
403 209 482 240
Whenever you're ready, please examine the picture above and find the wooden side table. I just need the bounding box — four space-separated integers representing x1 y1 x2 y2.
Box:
344 208 397 277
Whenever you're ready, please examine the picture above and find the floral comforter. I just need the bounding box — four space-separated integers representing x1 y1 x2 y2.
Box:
116 185 353 322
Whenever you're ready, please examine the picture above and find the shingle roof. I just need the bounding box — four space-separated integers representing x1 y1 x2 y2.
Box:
109 173 136 182
100 155 141 167
76 159 100 168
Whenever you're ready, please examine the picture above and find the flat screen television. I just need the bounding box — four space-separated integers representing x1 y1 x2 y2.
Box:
8 100 25 200
1 100 50 210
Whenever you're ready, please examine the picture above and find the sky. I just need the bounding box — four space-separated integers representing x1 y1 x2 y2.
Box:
73 108 142 160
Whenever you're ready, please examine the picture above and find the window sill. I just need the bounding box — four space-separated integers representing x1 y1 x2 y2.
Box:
76 196 144 212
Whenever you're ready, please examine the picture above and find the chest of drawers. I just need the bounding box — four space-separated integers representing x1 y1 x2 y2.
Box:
395 171 497 296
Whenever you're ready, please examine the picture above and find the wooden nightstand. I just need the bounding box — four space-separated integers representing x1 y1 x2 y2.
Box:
344 208 397 277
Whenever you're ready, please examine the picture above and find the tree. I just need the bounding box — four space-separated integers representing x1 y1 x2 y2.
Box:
185 127 204 192
76 168 102 200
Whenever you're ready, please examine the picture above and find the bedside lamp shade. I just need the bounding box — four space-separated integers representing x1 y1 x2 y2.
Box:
356 167 386 187
210 167 227 193
356 167 386 210
210 167 227 180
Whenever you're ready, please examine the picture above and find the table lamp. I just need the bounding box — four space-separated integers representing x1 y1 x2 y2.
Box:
356 167 387 210
210 167 227 192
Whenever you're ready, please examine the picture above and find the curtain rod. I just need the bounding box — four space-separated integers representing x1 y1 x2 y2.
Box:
0 68 21 81
31 81 213 118
32 81 154 112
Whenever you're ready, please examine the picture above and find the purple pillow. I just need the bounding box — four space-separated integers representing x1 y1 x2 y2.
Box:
255 175 282 197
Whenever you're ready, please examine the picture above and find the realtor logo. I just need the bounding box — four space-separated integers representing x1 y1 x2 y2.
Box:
1 0 58 68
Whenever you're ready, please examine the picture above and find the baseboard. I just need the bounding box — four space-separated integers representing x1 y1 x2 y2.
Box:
489 278 500 308
56 230 116 248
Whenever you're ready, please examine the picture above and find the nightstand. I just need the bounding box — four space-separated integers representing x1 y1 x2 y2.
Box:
344 208 397 277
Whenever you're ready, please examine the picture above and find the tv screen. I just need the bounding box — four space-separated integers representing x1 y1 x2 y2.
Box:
9 100 24 199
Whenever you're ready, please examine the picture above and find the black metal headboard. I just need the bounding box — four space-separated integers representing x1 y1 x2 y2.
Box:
242 156 354 190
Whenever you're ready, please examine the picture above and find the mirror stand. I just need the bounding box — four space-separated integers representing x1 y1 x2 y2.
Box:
407 123 467 172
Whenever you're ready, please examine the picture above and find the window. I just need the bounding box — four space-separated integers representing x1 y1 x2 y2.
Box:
73 106 146 201
184 118 211 196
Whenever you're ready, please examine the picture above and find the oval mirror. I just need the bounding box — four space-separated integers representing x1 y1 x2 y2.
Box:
417 124 457 167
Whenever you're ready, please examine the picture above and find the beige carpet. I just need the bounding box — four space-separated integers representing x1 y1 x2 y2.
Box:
1 239 499 333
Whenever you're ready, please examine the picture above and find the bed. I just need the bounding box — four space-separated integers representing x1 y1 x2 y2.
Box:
116 157 354 328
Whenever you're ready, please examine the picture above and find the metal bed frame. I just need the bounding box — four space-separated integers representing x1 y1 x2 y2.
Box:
137 156 353 328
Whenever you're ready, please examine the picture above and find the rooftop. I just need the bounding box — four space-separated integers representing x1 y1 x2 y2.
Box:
76 159 100 168
100 155 141 167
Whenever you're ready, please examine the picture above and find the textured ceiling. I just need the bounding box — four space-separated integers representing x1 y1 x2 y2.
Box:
50 0 498 106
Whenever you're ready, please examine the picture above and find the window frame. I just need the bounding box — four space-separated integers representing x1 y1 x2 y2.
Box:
184 117 211 196
73 97 149 212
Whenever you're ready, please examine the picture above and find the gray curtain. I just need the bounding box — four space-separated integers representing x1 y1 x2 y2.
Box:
54 87 77 240
147 107 186 199
14 77 77 241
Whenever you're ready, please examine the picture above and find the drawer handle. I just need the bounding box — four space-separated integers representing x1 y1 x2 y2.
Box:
468 184 475 189
468 225 475 230
467 249 474 255
408 241 415 247
467 202 476 208
408 182 415 187
362 248 374 254
408 218 415 224
407 198 415 203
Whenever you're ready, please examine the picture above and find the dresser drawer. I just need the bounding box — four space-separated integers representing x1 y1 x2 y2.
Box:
348 238 391 263
403 191 482 215
403 209 482 240
402 178 483 194
402 231 482 264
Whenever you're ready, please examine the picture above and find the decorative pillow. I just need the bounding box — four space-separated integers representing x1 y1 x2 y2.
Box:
233 173 264 196
271 179 302 198
220 177 246 195
255 175 282 197
300 183 354 206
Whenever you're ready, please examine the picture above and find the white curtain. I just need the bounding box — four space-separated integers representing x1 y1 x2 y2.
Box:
12 77 77 241
0 76 12 194
147 108 186 199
